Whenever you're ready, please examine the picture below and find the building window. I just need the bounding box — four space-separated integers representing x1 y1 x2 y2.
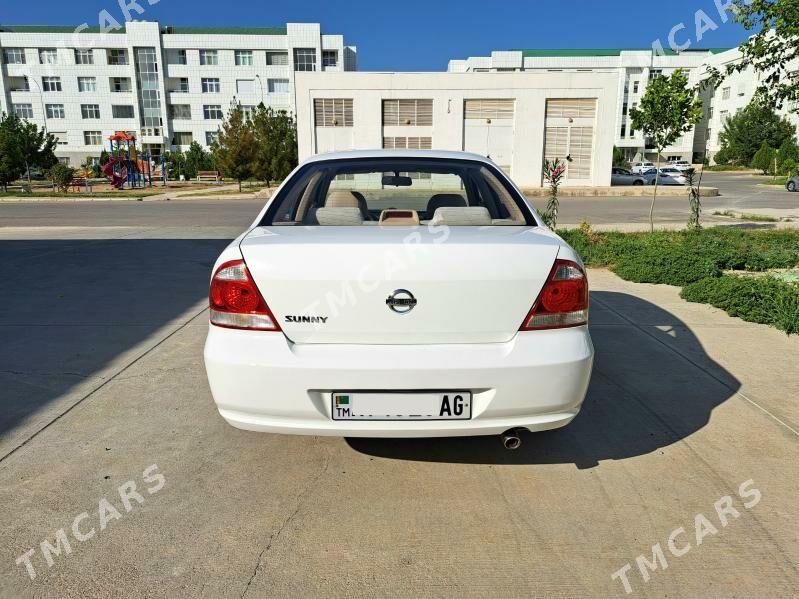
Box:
648 69 663 81
112 105 135 119
722 87 731 100
383 137 433 150
633 81 640 94
236 79 256 94
294 48 317 72
202 78 221 93
58 157 71 165
265 51 288 66
84 131 103 146
205 131 219 146
8 76 29 92
42 77 62 92
52 132 68 146
13 104 34 119
199 50 218 66
620 123 627 138
171 77 189 93
169 104 192 120
46 104 65 119
235 50 254 66
172 132 193 146
322 50 338 68
39 48 58 64
78 77 97 92
268 78 289 93
107 49 128 65
81 104 101 119
622 102 628 116
134 48 163 131
74 49 94 65
167 49 187 65
382 99 433 126
204 105 224 120
110 77 132 92
3 48 26 64
241 105 255 121
314 99 353 127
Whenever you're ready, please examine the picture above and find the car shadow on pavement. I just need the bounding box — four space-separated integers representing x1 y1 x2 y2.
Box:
347 291 742 468
0 238 228 450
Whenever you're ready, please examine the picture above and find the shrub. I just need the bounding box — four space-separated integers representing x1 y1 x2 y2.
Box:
49 163 76 192
712 147 730 166
751 142 776 174
780 158 797 177
681 276 799 334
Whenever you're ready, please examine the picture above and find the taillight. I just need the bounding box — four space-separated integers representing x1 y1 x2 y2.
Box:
520 260 589 331
209 260 280 331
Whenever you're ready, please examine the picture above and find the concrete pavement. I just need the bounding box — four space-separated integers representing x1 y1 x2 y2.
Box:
0 217 797 597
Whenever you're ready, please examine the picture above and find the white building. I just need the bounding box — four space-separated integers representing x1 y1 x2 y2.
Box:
295 71 619 188
449 47 799 165
448 48 734 164
0 21 356 165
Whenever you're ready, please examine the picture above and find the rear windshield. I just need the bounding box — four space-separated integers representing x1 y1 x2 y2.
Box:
261 158 536 227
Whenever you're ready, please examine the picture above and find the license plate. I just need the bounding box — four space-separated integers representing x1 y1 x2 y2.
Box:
331 392 472 421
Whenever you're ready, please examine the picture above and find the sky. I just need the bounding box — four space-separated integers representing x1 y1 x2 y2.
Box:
1 0 752 71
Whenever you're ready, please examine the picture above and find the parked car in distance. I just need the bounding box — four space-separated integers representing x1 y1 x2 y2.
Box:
631 161 656 174
611 167 646 186
23 168 45 180
203 150 594 447
641 168 688 186
666 160 692 172
788 175 798 192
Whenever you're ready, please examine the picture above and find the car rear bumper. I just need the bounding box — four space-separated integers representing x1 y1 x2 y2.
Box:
203 326 594 438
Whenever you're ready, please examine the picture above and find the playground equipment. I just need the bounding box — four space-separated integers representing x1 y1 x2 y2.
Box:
102 132 166 189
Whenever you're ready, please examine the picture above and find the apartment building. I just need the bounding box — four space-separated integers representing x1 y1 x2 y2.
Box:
448 48 733 164
295 71 619 188
0 21 356 165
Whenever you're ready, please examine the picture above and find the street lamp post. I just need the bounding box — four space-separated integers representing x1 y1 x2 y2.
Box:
25 76 48 135
255 74 265 105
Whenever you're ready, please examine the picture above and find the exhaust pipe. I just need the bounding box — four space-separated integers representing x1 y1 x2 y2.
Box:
500 429 524 450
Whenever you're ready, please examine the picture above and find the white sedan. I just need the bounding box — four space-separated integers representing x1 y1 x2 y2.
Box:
204 150 594 448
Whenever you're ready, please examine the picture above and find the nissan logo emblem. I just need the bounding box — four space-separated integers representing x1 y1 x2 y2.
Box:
386 289 417 314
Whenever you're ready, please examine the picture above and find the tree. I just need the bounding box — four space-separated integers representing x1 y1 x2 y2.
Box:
630 70 704 231
0 114 24 190
752 142 776 174
612 146 630 169
251 104 298 185
212 103 257 191
709 1 799 114
184 141 215 180
777 137 799 173
16 117 57 185
50 163 76 192
717 100 796 165
162 150 186 181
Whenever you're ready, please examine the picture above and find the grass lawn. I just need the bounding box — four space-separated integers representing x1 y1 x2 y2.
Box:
760 177 790 187
560 226 799 334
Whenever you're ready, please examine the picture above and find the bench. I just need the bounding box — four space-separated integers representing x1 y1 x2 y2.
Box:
196 171 222 183
70 178 88 192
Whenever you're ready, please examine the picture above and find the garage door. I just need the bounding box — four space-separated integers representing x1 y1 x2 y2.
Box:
544 99 597 184
463 99 515 175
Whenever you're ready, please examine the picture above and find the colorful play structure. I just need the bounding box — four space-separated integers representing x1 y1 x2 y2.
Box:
101 132 167 189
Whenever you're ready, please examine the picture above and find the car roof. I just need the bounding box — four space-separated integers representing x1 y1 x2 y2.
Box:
301 149 495 165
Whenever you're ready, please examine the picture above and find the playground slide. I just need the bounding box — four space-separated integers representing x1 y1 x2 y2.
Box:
102 157 151 189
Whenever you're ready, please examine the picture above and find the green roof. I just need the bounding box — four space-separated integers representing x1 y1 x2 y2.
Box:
161 26 287 35
0 25 287 35
516 47 732 57
0 25 124 34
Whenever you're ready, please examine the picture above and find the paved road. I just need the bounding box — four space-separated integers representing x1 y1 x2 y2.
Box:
1 172 796 229
0 182 798 597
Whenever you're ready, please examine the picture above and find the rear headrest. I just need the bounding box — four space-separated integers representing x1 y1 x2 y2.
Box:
315 207 364 226
430 207 492 226
427 193 467 215
326 190 360 208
